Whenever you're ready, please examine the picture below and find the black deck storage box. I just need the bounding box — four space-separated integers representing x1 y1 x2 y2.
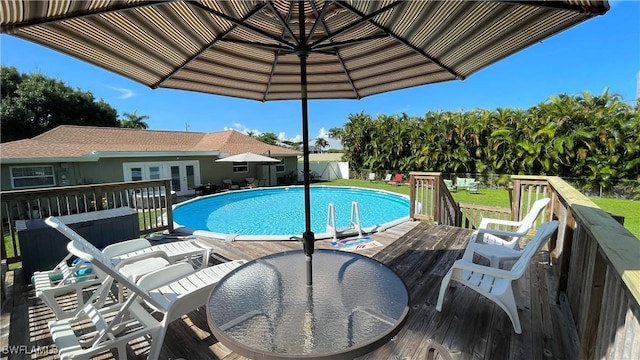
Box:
16 207 140 284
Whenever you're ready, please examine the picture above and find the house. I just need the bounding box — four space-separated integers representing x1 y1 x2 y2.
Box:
0 126 301 195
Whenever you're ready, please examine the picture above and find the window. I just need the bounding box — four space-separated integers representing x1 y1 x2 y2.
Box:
233 162 248 173
130 167 143 181
11 165 56 189
275 163 285 173
148 166 161 180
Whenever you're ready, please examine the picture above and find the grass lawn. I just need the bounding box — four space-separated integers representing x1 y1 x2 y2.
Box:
321 179 639 238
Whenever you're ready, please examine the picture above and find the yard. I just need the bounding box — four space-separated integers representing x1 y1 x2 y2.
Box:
321 179 640 238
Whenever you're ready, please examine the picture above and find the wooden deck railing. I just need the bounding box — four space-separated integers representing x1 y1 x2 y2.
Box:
409 173 639 359
1 180 174 266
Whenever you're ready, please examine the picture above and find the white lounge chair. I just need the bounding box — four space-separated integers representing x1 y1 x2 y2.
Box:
45 216 247 359
368 172 376 181
470 197 550 250
103 237 211 272
436 221 559 334
36 230 211 319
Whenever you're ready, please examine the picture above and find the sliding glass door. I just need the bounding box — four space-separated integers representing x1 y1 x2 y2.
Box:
123 161 200 196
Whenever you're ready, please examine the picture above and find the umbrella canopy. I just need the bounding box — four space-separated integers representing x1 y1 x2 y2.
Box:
215 152 281 163
1 1 608 100
1 0 609 285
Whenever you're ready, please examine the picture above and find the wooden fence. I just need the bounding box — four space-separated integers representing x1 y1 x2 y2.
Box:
409 172 639 359
1 179 174 266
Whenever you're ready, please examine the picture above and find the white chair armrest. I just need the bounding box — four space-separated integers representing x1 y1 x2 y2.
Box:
102 238 152 257
478 217 523 229
452 259 518 280
476 227 528 239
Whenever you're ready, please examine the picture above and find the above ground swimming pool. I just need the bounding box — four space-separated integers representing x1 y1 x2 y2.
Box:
173 186 410 241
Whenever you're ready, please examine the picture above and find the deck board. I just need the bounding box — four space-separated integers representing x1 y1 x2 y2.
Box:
1 221 569 360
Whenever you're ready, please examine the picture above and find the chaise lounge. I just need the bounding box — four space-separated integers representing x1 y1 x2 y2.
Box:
45 216 247 359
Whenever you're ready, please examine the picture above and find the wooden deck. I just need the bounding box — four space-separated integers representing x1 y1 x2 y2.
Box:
1 221 571 360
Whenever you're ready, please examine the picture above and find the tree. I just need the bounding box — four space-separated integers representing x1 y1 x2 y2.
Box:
314 137 329 153
119 110 149 129
1 66 119 142
256 132 279 145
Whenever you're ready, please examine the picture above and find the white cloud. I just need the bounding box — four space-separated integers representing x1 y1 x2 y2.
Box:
223 122 262 135
109 86 135 99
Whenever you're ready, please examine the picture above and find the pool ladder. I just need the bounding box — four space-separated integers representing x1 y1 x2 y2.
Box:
326 201 363 241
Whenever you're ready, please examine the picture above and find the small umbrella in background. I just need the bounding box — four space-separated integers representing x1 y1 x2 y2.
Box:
215 152 281 164
1 0 610 285
216 152 281 187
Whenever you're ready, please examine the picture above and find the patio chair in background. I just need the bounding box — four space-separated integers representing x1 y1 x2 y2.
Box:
45 216 248 359
241 177 258 189
387 174 404 185
467 180 480 194
368 172 376 181
436 221 559 334
382 173 392 183
221 178 233 190
443 179 458 192
470 197 551 250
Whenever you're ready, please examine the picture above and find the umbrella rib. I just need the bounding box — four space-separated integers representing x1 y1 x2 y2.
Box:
308 1 360 99
153 3 268 89
263 4 297 102
189 2 296 51
309 1 402 49
307 2 332 45
500 1 609 15
1 1 169 32
266 2 299 46
334 1 465 80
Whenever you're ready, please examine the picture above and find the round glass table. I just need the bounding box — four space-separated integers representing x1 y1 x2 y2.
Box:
207 249 410 360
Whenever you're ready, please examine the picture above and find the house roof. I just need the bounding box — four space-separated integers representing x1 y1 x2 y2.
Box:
0 125 300 163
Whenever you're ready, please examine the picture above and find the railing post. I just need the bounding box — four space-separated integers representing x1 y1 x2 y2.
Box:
510 177 522 221
409 173 415 219
433 173 441 223
164 179 174 232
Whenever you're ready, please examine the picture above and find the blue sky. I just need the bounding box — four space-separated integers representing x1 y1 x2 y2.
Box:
1 1 638 149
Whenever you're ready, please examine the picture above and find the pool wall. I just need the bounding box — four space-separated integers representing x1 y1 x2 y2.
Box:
172 185 411 241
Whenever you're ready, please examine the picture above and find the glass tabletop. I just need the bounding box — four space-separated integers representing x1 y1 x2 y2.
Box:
207 249 410 360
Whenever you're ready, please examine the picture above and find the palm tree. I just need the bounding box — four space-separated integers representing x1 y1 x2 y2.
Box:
119 110 149 129
314 137 329 153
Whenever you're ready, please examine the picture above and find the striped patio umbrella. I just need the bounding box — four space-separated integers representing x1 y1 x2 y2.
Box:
1 0 609 285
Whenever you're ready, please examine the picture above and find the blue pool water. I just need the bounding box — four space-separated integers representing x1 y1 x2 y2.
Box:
173 186 410 239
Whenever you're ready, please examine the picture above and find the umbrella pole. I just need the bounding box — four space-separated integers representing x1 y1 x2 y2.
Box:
298 0 314 286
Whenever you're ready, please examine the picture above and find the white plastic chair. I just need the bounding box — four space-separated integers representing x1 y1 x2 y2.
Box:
45 216 247 359
436 221 559 334
471 197 550 249
368 172 376 181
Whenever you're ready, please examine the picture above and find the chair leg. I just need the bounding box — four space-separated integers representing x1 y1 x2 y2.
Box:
436 269 453 312
498 283 522 334
147 322 168 360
